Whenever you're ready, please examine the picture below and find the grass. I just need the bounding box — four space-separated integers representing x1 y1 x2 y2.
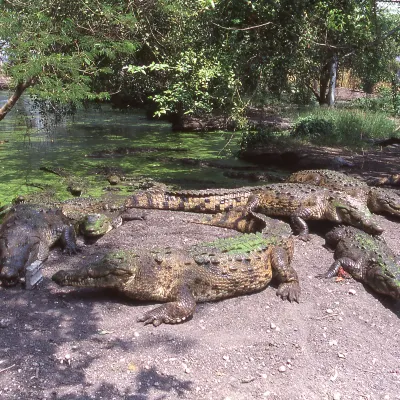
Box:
241 108 399 151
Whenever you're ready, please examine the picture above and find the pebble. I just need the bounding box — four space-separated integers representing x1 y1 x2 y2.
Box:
270 322 276 329
333 393 341 400
348 289 356 295
326 309 334 314
278 365 286 372
0 319 11 328
222 355 230 361
337 353 346 359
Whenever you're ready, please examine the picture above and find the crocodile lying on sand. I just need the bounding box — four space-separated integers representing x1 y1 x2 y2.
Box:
52 216 300 326
0 204 78 286
287 169 400 218
14 195 144 238
125 183 383 241
319 225 400 300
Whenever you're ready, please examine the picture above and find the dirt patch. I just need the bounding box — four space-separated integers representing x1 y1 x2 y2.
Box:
0 207 399 400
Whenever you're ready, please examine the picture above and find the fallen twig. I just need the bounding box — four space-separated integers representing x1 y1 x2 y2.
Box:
0 364 15 373
314 313 339 320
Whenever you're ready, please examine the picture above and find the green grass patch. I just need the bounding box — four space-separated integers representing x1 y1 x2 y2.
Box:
292 108 397 146
241 108 398 151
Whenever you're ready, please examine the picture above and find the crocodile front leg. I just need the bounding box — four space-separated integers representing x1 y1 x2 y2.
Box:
271 246 301 302
60 226 78 255
137 286 196 327
289 215 310 241
319 257 363 280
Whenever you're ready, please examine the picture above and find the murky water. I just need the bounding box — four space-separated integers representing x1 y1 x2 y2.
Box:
0 91 252 204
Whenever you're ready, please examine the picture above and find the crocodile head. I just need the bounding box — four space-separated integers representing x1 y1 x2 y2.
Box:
332 197 383 235
52 250 137 288
368 188 400 217
80 213 113 237
0 237 38 286
365 258 400 300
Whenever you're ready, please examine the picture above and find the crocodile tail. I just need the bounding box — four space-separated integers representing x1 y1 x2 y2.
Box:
125 187 255 213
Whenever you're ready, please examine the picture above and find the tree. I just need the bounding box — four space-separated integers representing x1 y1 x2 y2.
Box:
0 0 142 121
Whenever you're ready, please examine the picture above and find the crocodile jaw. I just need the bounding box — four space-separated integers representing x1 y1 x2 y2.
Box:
52 254 137 288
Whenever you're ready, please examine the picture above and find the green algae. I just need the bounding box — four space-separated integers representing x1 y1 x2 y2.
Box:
0 92 263 205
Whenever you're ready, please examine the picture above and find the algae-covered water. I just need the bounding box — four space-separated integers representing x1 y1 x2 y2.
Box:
0 92 256 205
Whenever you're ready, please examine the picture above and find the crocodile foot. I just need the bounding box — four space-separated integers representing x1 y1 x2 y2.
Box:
297 233 311 242
276 282 301 302
138 300 196 327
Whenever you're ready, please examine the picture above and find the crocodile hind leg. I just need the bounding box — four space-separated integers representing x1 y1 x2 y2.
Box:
249 210 300 302
271 246 300 302
137 286 196 327
198 206 264 233
246 194 312 241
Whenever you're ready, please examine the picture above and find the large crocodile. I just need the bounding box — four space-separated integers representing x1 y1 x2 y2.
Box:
13 194 142 238
52 216 300 326
0 204 78 286
319 225 400 300
287 169 400 218
125 183 383 241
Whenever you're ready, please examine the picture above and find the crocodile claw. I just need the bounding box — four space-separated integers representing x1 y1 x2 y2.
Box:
276 282 301 303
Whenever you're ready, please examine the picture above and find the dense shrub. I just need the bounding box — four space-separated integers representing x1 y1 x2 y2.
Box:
291 116 335 139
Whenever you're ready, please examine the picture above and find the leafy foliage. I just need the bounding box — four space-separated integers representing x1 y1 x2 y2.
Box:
0 0 142 113
0 0 400 122
291 117 335 140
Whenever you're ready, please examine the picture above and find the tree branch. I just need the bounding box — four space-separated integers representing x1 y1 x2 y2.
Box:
0 78 35 122
211 21 274 31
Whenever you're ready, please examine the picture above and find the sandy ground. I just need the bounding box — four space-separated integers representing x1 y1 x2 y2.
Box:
0 208 399 400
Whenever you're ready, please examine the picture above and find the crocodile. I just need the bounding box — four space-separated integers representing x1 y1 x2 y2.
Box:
0 204 78 286
287 169 400 218
13 194 142 238
52 215 300 326
124 185 260 214
319 225 400 300
126 183 383 241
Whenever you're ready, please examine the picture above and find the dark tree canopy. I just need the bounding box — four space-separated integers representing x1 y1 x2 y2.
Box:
0 0 399 121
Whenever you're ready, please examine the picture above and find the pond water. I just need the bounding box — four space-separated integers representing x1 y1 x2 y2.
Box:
0 91 255 205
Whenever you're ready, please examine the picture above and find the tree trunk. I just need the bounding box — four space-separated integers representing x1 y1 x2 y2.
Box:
0 78 34 122
327 55 338 106
318 55 338 106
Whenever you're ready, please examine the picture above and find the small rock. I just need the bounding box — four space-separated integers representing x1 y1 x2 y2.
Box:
333 392 341 400
270 322 276 329
326 309 334 314
241 376 255 383
222 355 230 361
278 365 286 373
329 339 338 346
337 353 346 359
0 319 11 328
348 289 356 295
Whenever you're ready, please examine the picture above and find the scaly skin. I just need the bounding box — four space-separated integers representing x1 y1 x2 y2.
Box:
320 226 400 300
0 204 77 286
125 185 263 213
80 212 146 238
52 218 300 326
14 194 134 238
245 183 383 240
126 183 383 240
288 169 400 218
